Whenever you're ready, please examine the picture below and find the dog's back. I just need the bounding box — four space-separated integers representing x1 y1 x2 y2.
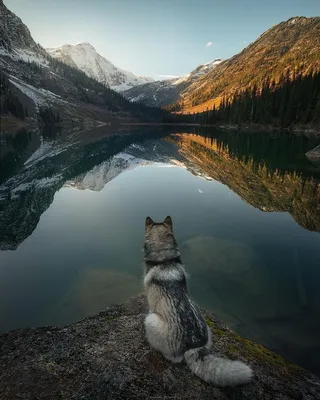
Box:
143 216 253 387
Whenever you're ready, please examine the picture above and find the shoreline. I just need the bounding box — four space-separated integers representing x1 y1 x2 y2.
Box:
121 121 320 136
2 115 319 137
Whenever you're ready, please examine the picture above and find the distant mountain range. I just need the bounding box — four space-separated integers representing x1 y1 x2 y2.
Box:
46 42 154 92
2 0 319 123
122 59 222 107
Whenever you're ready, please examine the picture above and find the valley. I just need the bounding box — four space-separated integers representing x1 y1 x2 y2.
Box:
1 0 320 391
1 0 319 134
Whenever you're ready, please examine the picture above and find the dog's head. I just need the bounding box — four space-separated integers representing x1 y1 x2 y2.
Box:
144 216 175 254
145 215 173 234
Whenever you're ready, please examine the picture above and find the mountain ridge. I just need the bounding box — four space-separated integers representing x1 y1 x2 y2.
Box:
46 42 154 92
122 58 222 107
174 16 320 113
121 16 320 112
0 1 165 129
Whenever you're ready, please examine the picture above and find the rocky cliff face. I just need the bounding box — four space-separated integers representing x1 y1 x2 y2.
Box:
0 0 42 53
0 294 319 400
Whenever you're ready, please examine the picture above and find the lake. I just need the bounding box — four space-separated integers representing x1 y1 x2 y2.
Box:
1 126 320 376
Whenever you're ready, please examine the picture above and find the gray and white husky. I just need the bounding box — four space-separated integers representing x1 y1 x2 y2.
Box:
143 216 253 387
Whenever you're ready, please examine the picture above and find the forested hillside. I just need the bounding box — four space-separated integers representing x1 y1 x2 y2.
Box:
171 17 320 114
191 69 320 128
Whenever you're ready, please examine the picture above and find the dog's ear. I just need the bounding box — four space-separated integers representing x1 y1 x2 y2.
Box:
145 216 154 229
164 216 173 229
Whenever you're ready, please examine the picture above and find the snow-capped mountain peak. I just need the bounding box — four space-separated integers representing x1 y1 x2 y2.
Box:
76 41 93 47
46 42 154 92
173 58 222 85
203 58 223 66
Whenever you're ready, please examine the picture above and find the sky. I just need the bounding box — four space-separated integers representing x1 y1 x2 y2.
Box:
4 0 320 79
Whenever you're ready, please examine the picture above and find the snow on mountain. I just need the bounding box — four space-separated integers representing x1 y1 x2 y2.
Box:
1 1 151 125
173 59 223 85
0 0 49 66
46 42 154 92
9 75 69 112
122 58 222 107
0 0 39 53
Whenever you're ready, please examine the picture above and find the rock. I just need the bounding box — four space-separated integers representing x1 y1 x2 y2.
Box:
1 294 320 400
306 145 320 166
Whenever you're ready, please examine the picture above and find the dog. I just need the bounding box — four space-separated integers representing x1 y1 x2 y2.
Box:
143 216 253 387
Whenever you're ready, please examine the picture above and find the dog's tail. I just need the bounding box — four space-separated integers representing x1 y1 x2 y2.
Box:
184 346 253 387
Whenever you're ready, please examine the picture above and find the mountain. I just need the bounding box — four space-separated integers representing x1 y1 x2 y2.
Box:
0 1 163 130
46 42 153 92
123 17 320 112
122 59 222 107
174 59 223 85
172 17 320 113
0 0 42 55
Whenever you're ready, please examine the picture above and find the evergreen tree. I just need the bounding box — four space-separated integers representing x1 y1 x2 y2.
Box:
198 69 320 128
1 74 25 120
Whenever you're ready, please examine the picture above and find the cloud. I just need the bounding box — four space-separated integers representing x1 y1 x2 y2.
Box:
205 41 212 48
157 74 180 80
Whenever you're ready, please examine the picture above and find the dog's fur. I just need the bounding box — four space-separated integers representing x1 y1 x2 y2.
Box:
143 216 253 387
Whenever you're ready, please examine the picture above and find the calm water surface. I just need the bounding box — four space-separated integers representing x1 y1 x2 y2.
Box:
0 127 320 375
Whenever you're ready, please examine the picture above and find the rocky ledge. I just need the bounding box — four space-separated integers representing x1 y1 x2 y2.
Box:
1 294 320 400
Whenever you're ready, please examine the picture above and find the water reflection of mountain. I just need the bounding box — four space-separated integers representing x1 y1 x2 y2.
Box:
0 129 41 185
171 133 320 232
0 128 173 250
1 128 319 250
